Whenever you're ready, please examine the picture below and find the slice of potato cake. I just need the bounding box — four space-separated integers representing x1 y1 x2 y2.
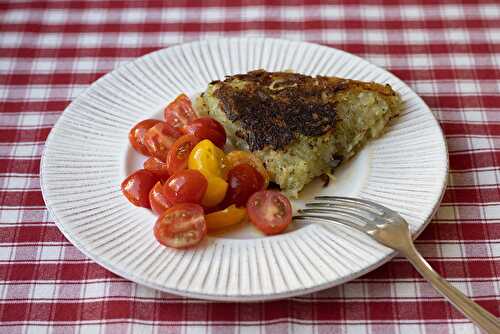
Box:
197 70 402 198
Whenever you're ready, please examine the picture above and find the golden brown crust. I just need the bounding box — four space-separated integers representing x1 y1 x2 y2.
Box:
211 70 397 151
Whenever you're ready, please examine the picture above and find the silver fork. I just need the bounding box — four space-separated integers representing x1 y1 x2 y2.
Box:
295 196 500 333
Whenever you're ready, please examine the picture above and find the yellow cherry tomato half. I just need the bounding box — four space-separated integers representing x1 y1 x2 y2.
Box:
225 150 269 187
200 170 228 208
205 205 247 231
188 139 227 178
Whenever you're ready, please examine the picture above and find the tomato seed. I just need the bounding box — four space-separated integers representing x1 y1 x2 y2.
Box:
177 142 190 158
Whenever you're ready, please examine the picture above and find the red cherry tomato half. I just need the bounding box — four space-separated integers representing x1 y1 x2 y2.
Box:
166 134 200 175
164 94 197 131
154 203 207 249
183 117 226 149
144 122 182 160
143 157 170 180
163 169 207 205
149 181 172 215
129 119 161 156
247 190 292 235
223 163 264 207
121 169 158 208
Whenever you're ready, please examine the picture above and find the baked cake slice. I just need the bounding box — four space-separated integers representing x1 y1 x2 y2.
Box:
196 70 402 197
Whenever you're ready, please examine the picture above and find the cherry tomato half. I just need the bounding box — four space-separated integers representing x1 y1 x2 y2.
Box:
144 122 182 160
247 190 292 235
183 117 226 149
121 169 158 208
143 157 170 180
163 169 207 205
166 134 200 175
149 181 172 215
222 163 264 207
154 203 206 249
225 150 269 187
129 119 161 156
200 170 228 208
164 94 197 131
188 139 227 177
205 204 247 231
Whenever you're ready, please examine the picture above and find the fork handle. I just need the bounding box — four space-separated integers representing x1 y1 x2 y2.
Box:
401 243 500 333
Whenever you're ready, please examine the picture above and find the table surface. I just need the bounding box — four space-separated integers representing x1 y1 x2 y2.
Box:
0 1 499 333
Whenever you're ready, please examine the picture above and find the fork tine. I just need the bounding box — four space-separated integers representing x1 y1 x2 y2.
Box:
304 203 377 221
314 196 394 214
311 198 381 215
298 208 376 228
293 214 371 233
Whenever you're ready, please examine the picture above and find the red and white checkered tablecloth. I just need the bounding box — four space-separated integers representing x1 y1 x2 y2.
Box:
0 1 499 333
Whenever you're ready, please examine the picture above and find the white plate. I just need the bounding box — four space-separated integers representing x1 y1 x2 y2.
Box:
40 38 448 301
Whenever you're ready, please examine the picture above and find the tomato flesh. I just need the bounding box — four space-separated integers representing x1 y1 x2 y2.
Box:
205 204 247 231
164 94 197 130
154 203 206 248
188 139 227 178
247 190 292 235
163 169 207 205
166 134 200 175
222 163 264 207
183 117 226 149
144 122 182 160
143 157 170 180
129 119 161 156
200 171 228 208
149 181 172 215
121 169 158 208
225 150 269 187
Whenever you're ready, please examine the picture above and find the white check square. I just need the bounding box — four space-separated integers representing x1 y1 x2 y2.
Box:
3 9 30 23
32 284 56 299
362 6 384 19
122 9 146 23
43 9 67 23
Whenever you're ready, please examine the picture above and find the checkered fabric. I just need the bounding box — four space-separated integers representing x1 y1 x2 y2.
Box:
1 1 499 333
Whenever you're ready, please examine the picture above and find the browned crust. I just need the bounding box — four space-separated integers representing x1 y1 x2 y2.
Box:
211 70 397 151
